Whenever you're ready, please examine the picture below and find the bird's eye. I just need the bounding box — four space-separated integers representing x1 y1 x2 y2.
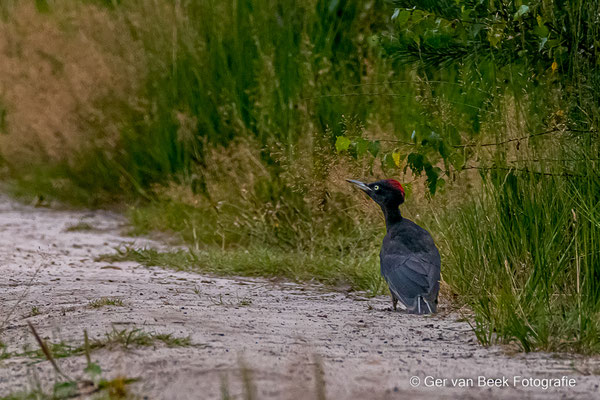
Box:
373 185 380 191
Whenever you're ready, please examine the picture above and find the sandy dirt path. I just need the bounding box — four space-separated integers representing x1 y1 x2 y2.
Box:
0 196 599 399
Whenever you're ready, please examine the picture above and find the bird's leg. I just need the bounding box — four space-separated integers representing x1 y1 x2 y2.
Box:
392 295 398 311
423 297 433 314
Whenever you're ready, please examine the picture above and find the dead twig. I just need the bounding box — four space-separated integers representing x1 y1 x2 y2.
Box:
369 128 595 148
27 322 72 381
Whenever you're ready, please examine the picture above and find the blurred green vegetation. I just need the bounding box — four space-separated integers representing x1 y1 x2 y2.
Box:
387 0 600 353
0 0 599 353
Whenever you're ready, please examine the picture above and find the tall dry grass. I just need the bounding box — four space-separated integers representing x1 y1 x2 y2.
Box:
0 2 141 166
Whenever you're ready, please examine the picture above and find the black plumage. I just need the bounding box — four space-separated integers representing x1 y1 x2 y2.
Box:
347 179 441 314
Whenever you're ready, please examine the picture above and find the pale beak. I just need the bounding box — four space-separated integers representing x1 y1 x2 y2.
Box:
346 179 371 193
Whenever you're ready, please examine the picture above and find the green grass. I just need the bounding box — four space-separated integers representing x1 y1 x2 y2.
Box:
99 244 386 296
104 180 389 296
435 167 600 354
0 375 139 400
1 0 399 202
5 328 197 361
0 388 48 400
5 166 118 207
65 222 95 232
29 307 41 317
88 298 124 308
0 340 8 361
1 327 146 400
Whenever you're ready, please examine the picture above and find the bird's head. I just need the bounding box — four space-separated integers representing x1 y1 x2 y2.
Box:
346 178 405 207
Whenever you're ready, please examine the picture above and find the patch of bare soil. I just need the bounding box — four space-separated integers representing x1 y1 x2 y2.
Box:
0 196 599 399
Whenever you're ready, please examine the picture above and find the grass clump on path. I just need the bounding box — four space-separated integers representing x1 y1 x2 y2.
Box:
1 327 140 400
64 222 95 232
6 328 196 361
99 244 385 296
88 298 124 309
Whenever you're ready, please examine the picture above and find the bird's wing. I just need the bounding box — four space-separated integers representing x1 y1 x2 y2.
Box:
380 253 438 300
